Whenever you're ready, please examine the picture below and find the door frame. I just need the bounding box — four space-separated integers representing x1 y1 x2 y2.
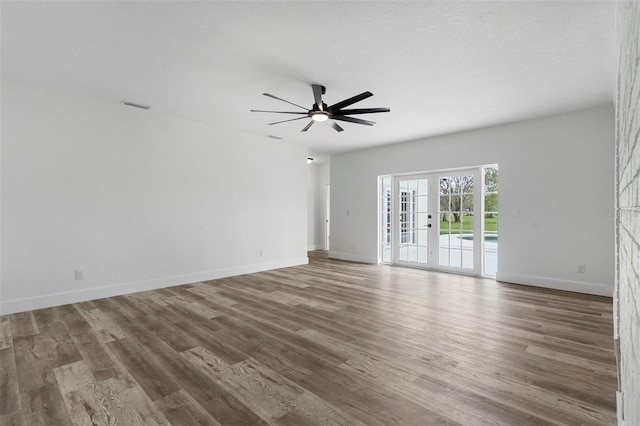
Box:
380 167 485 276
325 183 330 250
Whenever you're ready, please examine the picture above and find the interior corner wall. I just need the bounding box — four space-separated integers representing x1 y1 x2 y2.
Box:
330 105 615 297
0 81 309 315
615 0 640 424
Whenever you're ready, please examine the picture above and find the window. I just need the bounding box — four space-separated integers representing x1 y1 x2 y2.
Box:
483 166 498 276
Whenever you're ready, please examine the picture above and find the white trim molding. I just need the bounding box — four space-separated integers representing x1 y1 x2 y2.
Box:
328 251 377 264
0 257 309 315
496 272 613 297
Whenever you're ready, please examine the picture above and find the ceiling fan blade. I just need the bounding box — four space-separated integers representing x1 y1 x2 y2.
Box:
312 85 324 111
301 120 315 132
333 107 390 115
263 93 308 111
332 115 376 126
328 91 373 112
326 119 344 132
251 110 308 114
268 116 309 125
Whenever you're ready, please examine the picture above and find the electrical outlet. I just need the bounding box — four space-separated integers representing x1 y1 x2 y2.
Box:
577 264 586 273
75 270 84 280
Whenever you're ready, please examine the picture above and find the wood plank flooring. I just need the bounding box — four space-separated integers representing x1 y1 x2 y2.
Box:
0 251 617 425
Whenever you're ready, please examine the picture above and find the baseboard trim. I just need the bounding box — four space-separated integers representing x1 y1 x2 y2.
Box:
496 272 613 297
328 251 377 264
0 257 309 315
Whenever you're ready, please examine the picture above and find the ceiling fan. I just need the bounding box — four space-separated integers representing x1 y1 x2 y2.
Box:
251 84 390 132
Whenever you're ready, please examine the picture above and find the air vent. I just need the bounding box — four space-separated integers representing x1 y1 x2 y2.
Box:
121 100 150 110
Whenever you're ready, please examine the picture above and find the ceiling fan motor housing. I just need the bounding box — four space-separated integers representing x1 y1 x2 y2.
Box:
310 103 329 113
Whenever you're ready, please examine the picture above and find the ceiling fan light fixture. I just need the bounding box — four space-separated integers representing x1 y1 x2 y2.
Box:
310 112 329 122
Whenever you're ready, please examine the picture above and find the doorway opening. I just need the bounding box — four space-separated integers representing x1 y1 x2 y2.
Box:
325 184 331 251
378 165 498 277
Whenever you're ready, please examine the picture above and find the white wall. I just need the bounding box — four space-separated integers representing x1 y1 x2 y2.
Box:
0 81 309 314
330 105 615 296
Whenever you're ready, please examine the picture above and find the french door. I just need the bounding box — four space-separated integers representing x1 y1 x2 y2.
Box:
382 169 482 275
394 175 430 265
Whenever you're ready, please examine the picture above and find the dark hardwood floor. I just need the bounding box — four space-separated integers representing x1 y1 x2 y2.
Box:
0 251 617 425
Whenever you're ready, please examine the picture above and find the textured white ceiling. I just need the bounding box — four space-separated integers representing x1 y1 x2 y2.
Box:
1 1 616 158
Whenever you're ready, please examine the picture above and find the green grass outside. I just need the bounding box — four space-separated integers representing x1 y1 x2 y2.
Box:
439 214 497 234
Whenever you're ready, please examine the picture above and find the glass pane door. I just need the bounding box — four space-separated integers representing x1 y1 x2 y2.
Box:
438 173 475 271
396 177 429 266
380 177 392 263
